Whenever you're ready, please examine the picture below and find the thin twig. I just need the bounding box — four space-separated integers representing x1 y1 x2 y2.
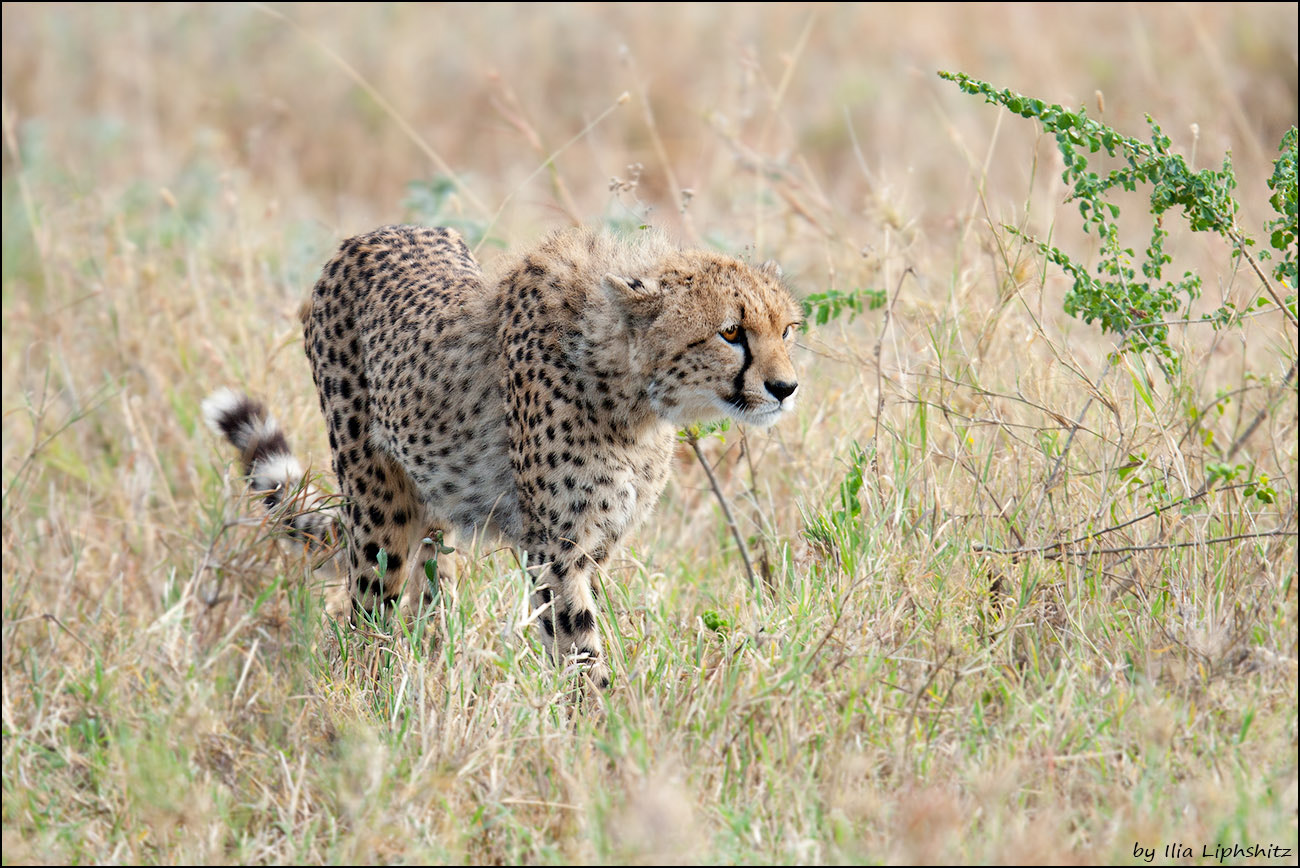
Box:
1225 358 1298 462
872 267 911 481
973 527 1292 559
486 73 583 226
248 2 490 218
474 92 630 256
902 647 955 769
1229 229 1299 330
951 453 1025 547
41 613 97 656
1124 306 1282 330
739 430 776 591
979 481 1255 555
1024 333 1130 533
688 435 757 592
621 47 699 244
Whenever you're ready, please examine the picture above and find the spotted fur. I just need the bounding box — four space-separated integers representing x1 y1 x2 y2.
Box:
292 224 799 687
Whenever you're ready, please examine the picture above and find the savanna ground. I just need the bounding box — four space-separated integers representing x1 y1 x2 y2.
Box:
2 3 1297 864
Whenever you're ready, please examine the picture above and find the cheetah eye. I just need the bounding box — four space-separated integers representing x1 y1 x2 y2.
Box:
719 324 743 344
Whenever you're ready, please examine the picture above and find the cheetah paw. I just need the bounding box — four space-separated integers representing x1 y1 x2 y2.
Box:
324 586 353 625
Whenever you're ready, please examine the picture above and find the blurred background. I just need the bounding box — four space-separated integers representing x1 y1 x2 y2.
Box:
4 3 1296 260
4 3 1296 429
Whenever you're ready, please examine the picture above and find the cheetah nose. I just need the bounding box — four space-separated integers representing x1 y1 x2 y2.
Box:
765 380 798 401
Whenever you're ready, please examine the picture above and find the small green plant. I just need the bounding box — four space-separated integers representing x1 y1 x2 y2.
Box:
803 440 868 554
678 418 731 442
1115 452 1172 506
1205 462 1277 505
422 531 455 573
939 71 1298 373
422 530 455 599
700 609 731 633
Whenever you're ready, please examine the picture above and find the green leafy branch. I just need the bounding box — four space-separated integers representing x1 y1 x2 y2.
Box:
1264 126 1297 290
939 71 1298 373
800 287 886 330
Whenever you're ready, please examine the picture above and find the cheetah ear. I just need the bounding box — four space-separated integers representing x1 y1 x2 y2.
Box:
759 259 783 280
603 273 664 328
602 273 661 302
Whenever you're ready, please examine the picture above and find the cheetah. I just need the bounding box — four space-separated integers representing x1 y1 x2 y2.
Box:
237 224 801 687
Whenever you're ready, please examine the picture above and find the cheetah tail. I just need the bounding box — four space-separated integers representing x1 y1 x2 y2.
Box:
201 387 337 548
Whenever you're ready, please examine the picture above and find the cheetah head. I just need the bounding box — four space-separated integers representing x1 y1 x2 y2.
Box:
605 252 802 429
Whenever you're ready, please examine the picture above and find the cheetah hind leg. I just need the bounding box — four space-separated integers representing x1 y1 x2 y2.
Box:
323 526 442 629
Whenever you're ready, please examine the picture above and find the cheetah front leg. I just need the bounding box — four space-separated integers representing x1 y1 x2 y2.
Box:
527 548 610 688
325 520 440 627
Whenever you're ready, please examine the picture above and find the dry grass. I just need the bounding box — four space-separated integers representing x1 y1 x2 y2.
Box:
3 3 1297 864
